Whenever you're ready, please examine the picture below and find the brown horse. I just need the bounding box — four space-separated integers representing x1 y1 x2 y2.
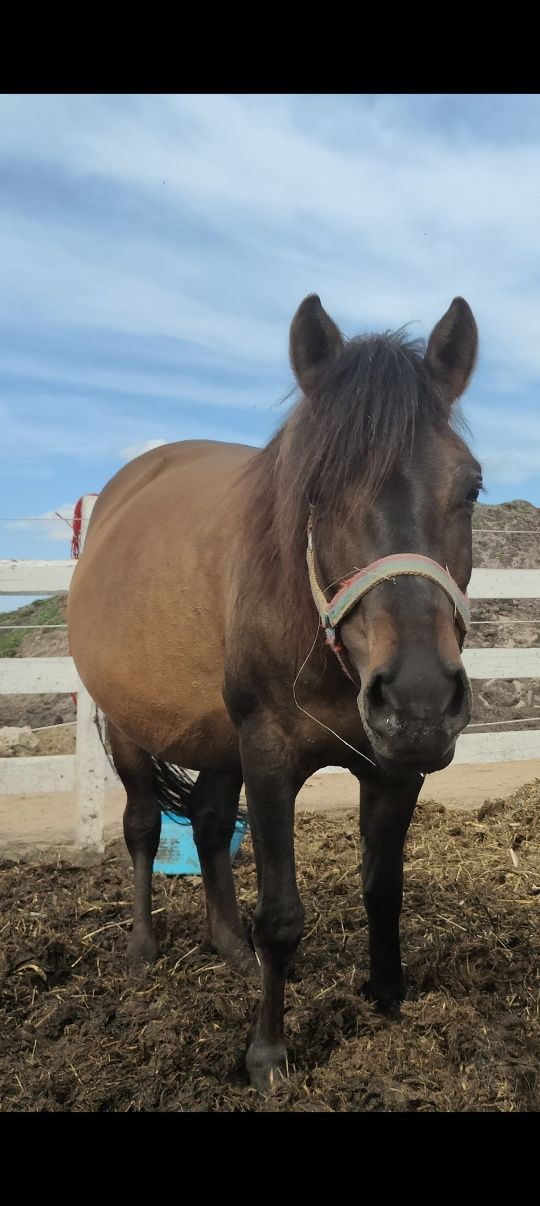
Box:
68 294 481 1090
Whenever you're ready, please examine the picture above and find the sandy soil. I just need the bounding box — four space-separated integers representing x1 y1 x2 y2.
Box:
1 760 539 861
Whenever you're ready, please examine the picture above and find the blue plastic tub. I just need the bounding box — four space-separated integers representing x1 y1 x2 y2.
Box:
154 811 249 876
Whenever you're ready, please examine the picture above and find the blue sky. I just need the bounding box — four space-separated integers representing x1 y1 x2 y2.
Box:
1 94 539 609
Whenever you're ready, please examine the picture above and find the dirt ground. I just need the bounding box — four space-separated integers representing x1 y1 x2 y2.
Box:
0 780 538 1112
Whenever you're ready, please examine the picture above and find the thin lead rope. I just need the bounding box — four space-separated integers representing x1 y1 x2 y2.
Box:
292 623 376 768
472 529 540 534
469 620 540 625
3 618 536 630
466 716 540 727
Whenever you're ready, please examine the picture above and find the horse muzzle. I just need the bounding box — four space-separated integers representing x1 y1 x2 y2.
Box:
358 660 472 772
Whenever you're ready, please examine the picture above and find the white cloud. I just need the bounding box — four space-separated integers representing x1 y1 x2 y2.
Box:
1 95 540 382
0 389 261 465
0 95 539 504
468 405 540 487
0 346 287 410
121 438 166 461
482 450 540 485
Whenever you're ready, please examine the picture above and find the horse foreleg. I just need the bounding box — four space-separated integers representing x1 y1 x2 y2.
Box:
240 722 305 1092
189 769 256 977
108 724 161 970
358 769 423 1009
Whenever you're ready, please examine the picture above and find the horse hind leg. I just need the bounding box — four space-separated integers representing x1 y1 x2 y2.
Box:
107 723 161 970
109 727 255 976
188 770 257 977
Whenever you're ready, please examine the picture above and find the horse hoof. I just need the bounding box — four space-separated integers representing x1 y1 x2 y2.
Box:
245 1040 288 1092
210 931 259 979
127 933 159 971
361 977 406 1013
231 947 259 979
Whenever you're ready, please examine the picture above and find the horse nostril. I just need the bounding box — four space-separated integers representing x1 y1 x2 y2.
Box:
366 673 385 714
448 668 469 719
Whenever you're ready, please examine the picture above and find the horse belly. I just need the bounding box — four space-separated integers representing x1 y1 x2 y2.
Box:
75 620 239 770
69 531 240 769
68 440 252 771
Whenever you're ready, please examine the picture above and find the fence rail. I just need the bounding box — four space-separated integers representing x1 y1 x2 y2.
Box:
0 657 78 693
1 563 540 598
0 560 75 594
1 497 539 852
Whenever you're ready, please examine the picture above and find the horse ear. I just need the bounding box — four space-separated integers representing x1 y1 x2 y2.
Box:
290 295 343 389
425 297 478 404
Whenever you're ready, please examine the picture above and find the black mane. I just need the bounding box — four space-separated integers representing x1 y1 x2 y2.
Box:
242 329 456 642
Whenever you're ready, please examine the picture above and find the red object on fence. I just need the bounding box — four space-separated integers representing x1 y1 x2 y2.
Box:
71 494 98 559
70 493 98 711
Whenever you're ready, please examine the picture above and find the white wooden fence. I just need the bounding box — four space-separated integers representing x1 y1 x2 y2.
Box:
1 494 539 853
0 495 112 853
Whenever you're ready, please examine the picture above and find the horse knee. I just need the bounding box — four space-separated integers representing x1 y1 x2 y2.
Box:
123 801 160 851
254 898 305 962
192 808 234 856
363 880 402 919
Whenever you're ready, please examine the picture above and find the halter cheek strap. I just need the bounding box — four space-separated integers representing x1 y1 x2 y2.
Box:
306 519 470 679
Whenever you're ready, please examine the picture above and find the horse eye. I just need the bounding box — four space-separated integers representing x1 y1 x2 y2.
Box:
465 487 480 509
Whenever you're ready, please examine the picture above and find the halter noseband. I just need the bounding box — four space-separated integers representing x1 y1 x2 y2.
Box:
306 516 470 681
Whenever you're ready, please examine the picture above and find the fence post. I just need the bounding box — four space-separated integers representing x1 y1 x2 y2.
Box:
75 494 107 854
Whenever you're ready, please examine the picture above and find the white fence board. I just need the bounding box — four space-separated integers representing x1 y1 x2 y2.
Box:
0 657 77 694
0 754 75 794
1 650 537 699
4 735 538 794
462 648 540 678
0 753 118 795
469 569 540 599
75 673 107 852
453 728 540 764
1 563 539 601
0 560 75 594
320 728 540 774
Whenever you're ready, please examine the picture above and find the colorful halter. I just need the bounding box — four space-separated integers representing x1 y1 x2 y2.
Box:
306 517 470 680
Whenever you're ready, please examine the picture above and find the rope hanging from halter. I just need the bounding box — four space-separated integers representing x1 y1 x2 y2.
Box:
306 515 470 679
